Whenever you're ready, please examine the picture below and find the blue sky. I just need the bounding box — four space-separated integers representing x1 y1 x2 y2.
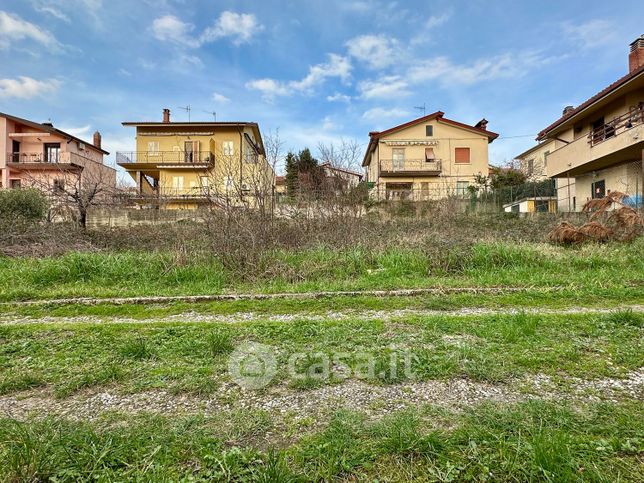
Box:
1 0 642 179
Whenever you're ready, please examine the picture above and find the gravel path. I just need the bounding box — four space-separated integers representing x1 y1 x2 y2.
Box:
1 369 642 422
2 305 642 326
0 286 564 307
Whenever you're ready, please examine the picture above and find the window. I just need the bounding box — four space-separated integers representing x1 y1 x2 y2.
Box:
456 181 469 196
455 147 470 164
392 148 405 170
421 182 430 200
53 179 64 192
147 141 159 154
44 143 61 163
223 141 234 156
223 176 234 192
527 159 534 175
591 179 605 199
543 151 550 168
200 176 210 195
172 176 184 192
244 144 257 163
425 125 433 137
184 141 199 162
425 147 436 162
10 179 21 189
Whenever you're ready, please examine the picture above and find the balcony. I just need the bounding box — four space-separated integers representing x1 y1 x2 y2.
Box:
379 159 442 177
6 151 98 169
547 109 644 177
116 151 215 166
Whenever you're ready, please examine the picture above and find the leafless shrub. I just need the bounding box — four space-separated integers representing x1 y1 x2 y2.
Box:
578 221 613 242
548 221 586 245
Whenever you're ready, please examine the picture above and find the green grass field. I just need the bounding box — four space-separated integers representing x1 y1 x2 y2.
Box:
1 236 643 481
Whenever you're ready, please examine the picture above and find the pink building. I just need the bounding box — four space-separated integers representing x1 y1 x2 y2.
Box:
0 112 115 191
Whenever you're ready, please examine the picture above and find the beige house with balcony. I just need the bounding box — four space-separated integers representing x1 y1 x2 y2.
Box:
362 111 498 200
538 35 644 210
0 111 115 196
117 109 274 210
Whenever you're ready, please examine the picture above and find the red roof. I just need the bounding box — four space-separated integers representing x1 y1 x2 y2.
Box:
275 175 285 185
537 63 644 140
362 111 499 166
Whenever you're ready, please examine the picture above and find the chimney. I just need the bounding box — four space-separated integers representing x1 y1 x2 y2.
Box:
629 35 644 73
475 118 488 130
563 105 575 116
93 131 102 149
162 108 171 123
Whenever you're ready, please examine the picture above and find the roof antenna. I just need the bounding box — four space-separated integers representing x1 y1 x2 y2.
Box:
202 110 217 121
414 103 426 116
178 105 191 122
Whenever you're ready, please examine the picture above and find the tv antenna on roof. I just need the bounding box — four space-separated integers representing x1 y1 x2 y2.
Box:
178 105 192 122
202 110 217 121
414 103 426 116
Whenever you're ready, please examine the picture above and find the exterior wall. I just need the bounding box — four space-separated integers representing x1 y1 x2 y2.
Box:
367 118 490 200
574 161 643 210
515 140 554 181
556 177 577 212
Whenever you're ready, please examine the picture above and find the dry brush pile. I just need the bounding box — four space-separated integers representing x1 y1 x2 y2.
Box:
549 192 644 244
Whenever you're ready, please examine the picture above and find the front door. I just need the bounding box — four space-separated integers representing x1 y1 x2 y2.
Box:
184 141 193 162
11 140 20 162
44 143 61 163
592 179 605 199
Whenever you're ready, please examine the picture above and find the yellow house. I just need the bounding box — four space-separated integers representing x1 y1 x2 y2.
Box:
362 111 498 200
117 109 274 209
538 35 644 211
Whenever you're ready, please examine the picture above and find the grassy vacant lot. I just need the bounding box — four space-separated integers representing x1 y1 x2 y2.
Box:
1 213 643 481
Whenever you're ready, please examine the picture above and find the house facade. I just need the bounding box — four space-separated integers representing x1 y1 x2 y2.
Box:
117 109 274 209
514 138 576 212
538 35 644 210
362 112 498 201
0 111 115 195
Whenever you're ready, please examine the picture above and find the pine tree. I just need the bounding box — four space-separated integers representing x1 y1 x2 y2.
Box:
284 151 298 198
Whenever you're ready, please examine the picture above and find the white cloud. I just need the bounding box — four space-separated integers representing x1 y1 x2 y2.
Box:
321 116 337 131
358 75 410 99
35 5 70 23
562 20 615 49
59 124 91 136
425 12 452 29
290 54 351 91
0 10 62 51
151 14 198 47
152 11 262 48
327 92 351 102
245 78 290 97
201 11 262 45
212 91 230 103
0 76 60 99
407 52 556 86
247 54 352 98
362 107 410 121
346 34 398 69
177 53 204 68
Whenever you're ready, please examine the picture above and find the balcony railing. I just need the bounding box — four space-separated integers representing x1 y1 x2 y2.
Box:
116 151 215 164
589 105 644 146
7 151 101 165
379 159 442 174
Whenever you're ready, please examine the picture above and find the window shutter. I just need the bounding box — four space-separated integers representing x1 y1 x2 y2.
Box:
455 147 470 163
425 147 435 161
193 141 200 158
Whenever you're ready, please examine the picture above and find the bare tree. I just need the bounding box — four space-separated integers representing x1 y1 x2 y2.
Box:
19 157 116 227
317 138 362 171
264 128 285 173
